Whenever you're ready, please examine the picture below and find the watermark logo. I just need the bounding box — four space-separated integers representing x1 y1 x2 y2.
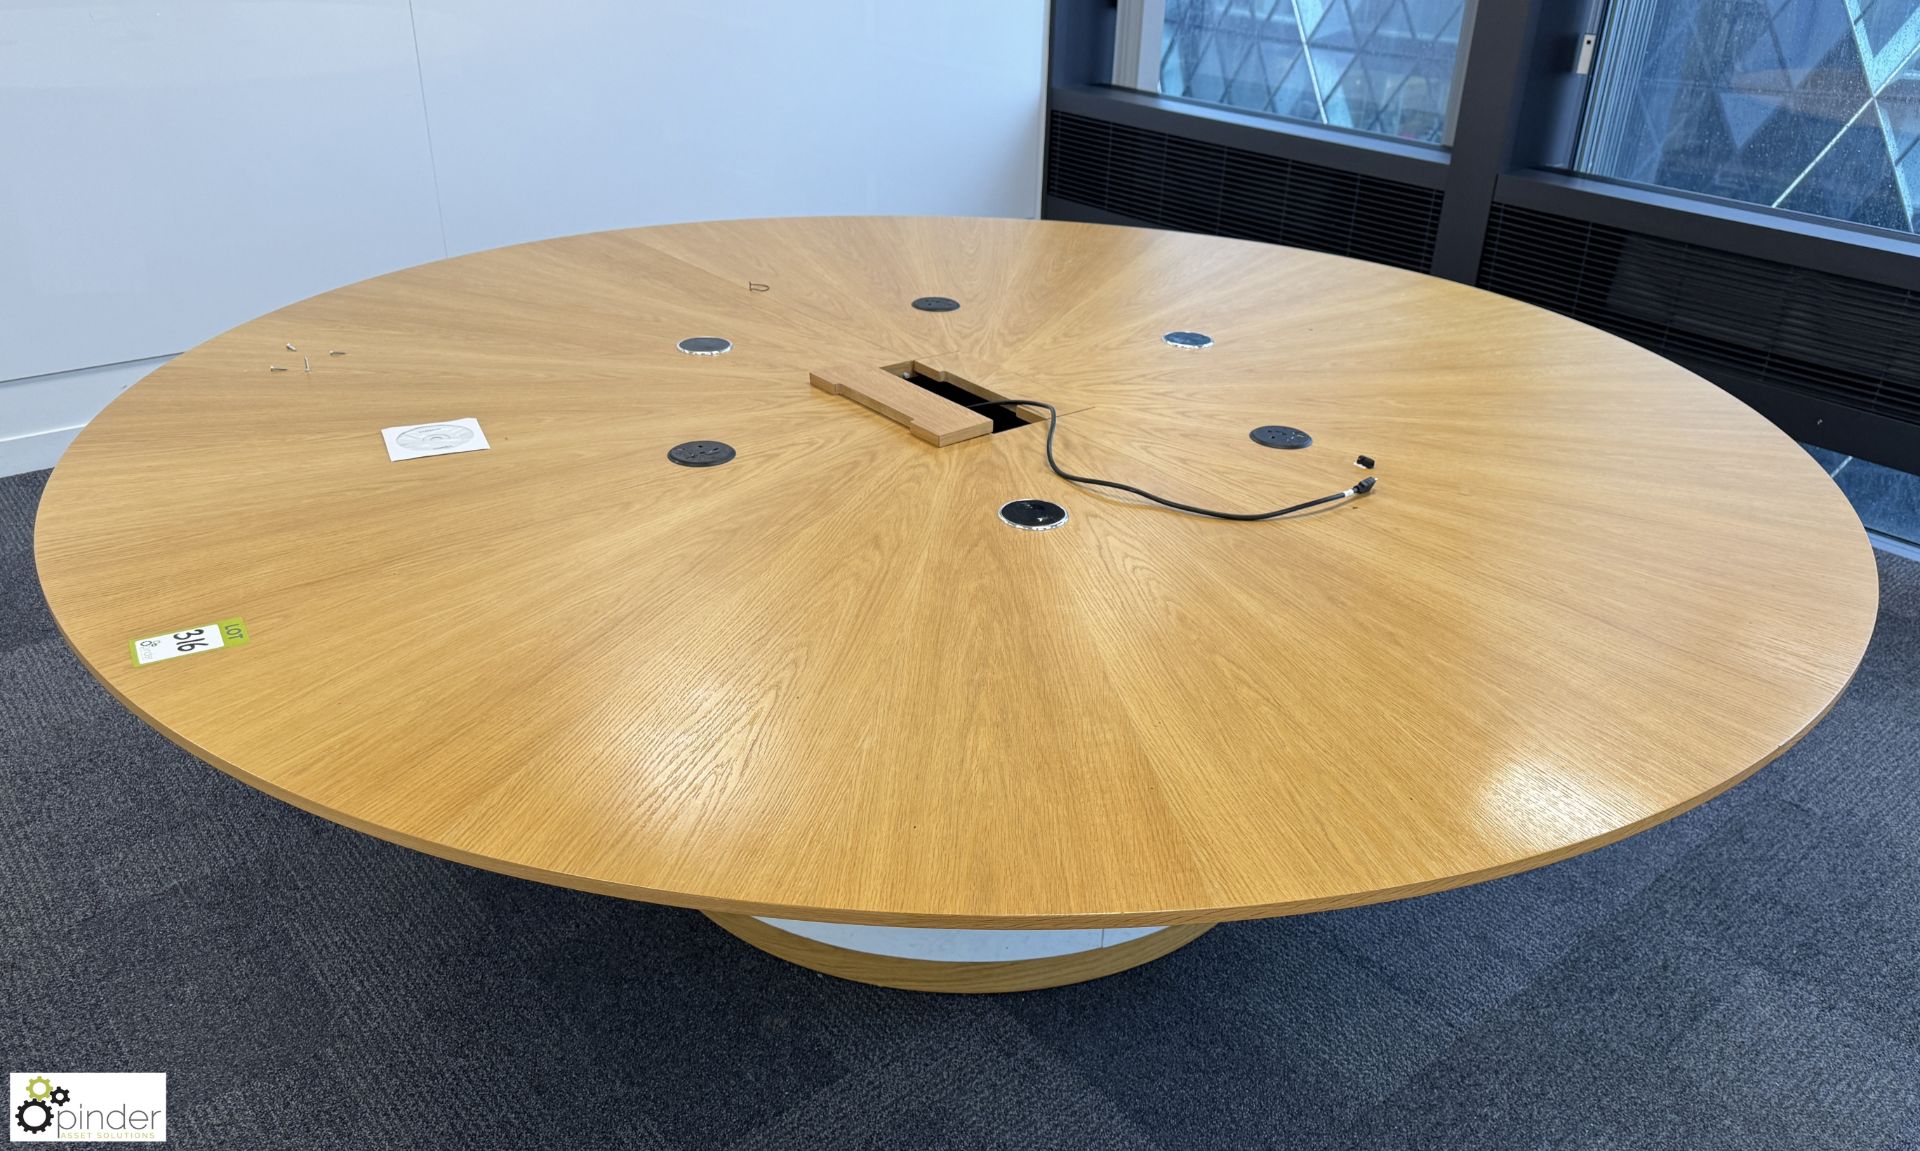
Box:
10 1074 165 1142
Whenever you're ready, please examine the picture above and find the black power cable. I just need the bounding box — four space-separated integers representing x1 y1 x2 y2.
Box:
970 398 1375 522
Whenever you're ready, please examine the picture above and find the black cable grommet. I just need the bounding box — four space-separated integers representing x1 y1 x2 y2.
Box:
668 440 735 467
1251 425 1313 449
998 499 1068 530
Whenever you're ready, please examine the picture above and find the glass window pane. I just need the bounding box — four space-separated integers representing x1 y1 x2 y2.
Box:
1576 0 1920 234
1159 0 1467 146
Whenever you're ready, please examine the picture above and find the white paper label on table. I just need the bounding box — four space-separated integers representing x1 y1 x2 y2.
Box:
380 418 491 462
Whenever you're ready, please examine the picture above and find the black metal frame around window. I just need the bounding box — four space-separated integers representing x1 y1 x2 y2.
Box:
1044 0 1920 474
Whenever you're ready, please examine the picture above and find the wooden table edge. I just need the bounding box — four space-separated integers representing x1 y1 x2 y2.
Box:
36 520 1875 931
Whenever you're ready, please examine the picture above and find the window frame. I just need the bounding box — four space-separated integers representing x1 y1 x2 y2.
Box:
1563 0 1920 245
1043 0 1920 475
1047 0 1920 287
1120 0 1483 150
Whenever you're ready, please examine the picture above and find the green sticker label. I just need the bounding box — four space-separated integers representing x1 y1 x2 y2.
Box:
131 617 249 666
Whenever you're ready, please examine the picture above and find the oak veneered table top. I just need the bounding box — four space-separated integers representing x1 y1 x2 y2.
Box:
34 216 1878 927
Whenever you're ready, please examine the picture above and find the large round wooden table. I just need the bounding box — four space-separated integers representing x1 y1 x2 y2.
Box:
35 217 1878 992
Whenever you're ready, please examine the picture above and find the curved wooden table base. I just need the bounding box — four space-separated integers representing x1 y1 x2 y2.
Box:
704 915 1214 993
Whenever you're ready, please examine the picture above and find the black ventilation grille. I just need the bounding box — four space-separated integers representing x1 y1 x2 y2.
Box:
1046 110 1444 273
1478 203 1920 427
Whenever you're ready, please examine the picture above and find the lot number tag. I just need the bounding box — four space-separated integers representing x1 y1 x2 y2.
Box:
131 618 250 666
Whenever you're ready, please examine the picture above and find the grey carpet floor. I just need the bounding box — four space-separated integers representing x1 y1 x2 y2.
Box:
3 463 1919 1150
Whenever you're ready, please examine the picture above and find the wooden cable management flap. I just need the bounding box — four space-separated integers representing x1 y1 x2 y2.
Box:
809 362 992 446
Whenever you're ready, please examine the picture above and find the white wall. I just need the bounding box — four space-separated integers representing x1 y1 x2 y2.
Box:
0 0 1047 476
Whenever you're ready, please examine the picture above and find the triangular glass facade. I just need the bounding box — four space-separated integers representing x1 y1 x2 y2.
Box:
1577 0 1920 234
1160 0 1467 145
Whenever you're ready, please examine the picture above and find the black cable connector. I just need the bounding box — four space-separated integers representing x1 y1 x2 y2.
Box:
970 398 1377 522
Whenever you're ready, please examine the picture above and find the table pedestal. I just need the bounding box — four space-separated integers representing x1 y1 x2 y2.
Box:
703 914 1213 993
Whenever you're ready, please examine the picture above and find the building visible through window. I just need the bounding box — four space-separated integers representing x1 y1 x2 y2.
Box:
1577 0 1920 235
1159 0 1468 146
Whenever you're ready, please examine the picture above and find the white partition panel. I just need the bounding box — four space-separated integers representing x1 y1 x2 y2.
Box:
0 1 447 384
410 1 1047 254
